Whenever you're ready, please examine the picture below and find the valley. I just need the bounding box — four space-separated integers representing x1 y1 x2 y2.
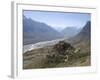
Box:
23 15 91 69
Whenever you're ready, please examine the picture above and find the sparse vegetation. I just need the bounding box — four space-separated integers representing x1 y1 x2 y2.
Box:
45 41 74 64
23 40 90 69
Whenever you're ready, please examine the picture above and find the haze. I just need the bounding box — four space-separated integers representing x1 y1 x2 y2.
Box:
23 10 91 30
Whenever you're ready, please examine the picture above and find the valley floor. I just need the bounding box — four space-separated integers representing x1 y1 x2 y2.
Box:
23 40 91 69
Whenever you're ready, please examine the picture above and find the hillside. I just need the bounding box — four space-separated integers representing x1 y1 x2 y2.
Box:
23 16 63 45
23 21 91 69
65 21 91 51
61 27 81 39
68 21 91 43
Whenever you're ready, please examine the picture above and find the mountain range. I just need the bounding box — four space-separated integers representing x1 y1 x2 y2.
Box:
23 15 90 46
68 21 91 43
23 16 63 45
23 20 91 69
61 27 81 39
66 21 91 53
75 21 91 41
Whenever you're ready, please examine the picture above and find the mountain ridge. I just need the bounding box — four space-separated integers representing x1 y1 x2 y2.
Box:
61 27 81 39
23 16 63 45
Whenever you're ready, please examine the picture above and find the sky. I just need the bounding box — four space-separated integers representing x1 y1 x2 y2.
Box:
23 10 91 31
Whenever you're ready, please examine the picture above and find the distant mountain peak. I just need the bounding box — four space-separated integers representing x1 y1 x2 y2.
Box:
68 21 91 43
77 21 91 38
61 26 81 39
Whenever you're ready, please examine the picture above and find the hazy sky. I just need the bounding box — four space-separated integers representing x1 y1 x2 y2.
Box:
23 10 91 30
